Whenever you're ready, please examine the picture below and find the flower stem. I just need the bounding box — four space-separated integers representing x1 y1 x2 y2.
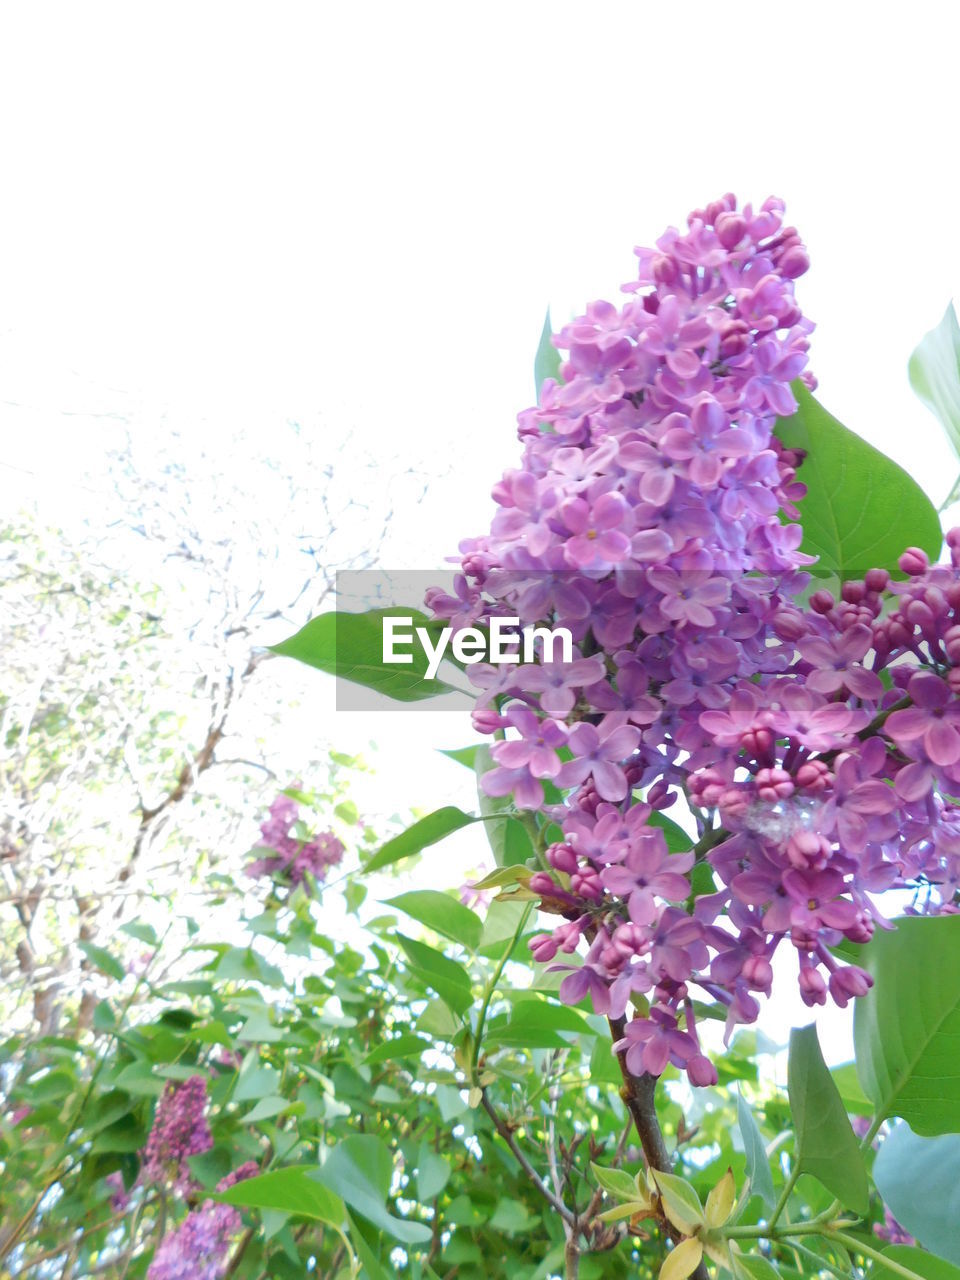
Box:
471 902 533 1077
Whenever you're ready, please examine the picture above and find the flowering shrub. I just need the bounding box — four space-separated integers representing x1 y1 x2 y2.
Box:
9 199 960 1280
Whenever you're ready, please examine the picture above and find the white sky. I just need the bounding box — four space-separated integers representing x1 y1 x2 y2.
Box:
4 0 960 1061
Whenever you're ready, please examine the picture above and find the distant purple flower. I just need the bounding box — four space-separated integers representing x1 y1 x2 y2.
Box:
246 789 345 892
147 1202 241 1280
614 1008 699 1077
141 1076 212 1192
874 1206 915 1246
105 1171 130 1212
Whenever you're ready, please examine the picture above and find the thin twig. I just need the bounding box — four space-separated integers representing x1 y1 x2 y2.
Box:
479 1089 576 1227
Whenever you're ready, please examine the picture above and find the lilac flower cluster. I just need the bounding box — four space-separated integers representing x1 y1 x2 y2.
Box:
245 790 345 891
141 1075 212 1191
146 1163 258 1280
430 195 958 1085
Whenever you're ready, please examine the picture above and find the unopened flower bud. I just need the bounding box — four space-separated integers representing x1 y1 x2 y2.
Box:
899 547 930 576
798 966 828 1006
687 1054 718 1087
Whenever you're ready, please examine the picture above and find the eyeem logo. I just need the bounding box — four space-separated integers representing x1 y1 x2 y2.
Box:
382 616 573 680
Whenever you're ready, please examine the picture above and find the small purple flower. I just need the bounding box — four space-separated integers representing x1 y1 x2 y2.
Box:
798 622 883 700
646 565 730 628
557 714 641 802
614 1008 698 1078
560 492 633 570
600 831 693 924
886 672 960 767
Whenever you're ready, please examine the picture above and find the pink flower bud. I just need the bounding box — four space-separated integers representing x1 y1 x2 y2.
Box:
786 831 830 869
898 547 930 576
529 872 559 896
687 1054 718 1087
742 955 773 993
716 212 746 249
795 759 831 792
756 767 794 801
547 843 579 874
798 966 828 1006
530 933 559 963
779 245 810 278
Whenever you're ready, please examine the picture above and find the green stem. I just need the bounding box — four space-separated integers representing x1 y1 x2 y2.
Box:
726 1220 846 1241
766 1163 801 1232
471 902 533 1078
826 1229 929 1280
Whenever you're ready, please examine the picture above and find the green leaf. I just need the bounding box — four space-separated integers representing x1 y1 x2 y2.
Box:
120 922 158 947
534 308 562 399
270 609 456 702
651 1169 704 1234
313 1134 432 1245
648 811 693 853
875 1247 960 1280
395 934 472 1016
384 891 482 952
733 1256 782 1280
489 1198 532 1233
830 1062 872 1117
873 1123 960 1264
775 382 942 579
909 303 960 507
854 914 960 1134
234 1063 281 1102
417 1146 451 1201
736 1090 775 1210
78 941 126 982
243 1095 297 1123
366 808 476 874
590 1162 641 1203
214 1166 344 1227
346 1209 393 1280
363 1034 429 1066
475 745 534 868
89 1114 148 1153
787 1024 869 1214
467 865 531 892
486 999 594 1049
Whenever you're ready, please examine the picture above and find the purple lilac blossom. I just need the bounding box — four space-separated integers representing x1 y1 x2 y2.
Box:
145 1163 257 1280
245 789 345 891
141 1075 212 1191
429 193 960 1086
